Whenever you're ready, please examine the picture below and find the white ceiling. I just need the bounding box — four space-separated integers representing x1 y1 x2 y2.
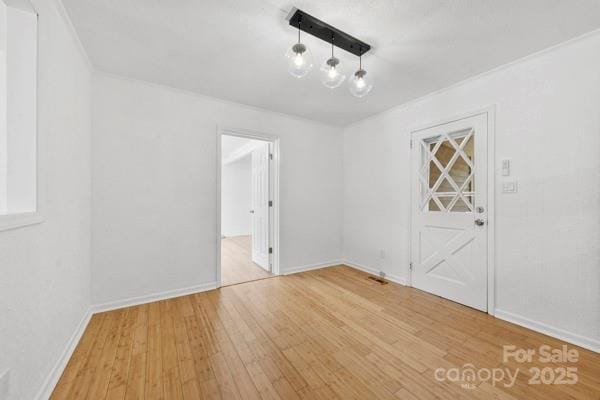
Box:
62 0 600 125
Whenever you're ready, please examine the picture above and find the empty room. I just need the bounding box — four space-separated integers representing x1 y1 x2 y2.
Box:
0 0 599 399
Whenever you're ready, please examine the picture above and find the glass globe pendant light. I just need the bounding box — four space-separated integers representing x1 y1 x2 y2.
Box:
348 49 373 98
285 16 313 78
320 35 346 88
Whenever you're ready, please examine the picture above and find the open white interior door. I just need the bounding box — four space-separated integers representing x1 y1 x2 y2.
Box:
251 142 270 270
411 113 488 311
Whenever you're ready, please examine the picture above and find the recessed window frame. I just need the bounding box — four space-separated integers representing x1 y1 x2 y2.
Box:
0 0 42 231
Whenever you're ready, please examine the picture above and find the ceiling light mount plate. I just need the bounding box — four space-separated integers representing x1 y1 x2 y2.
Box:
288 9 371 57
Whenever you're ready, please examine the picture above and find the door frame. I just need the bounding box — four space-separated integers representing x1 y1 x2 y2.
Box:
216 126 281 288
407 106 496 315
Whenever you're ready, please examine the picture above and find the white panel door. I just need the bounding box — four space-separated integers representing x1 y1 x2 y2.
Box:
251 142 270 270
411 113 488 311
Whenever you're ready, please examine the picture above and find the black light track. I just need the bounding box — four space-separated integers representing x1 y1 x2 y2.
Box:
288 9 371 57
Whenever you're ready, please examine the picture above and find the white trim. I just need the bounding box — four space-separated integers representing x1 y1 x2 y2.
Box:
216 127 222 286
495 309 600 353
270 140 280 276
34 307 93 400
36 281 219 398
486 108 496 315
344 28 600 129
406 106 496 134
90 282 218 314
407 107 496 315
342 260 408 286
1 2 42 232
34 283 599 400
52 0 94 72
216 127 281 287
283 260 342 275
0 211 43 231
220 127 281 142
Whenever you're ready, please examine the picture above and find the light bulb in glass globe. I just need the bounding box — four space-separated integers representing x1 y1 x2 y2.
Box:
286 42 313 78
349 68 373 98
320 57 346 89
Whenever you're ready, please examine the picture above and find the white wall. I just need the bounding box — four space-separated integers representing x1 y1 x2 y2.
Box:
92 74 343 305
0 0 92 399
0 5 595 399
343 32 600 350
221 155 251 237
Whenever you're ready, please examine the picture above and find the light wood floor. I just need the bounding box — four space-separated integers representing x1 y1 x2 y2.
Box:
221 235 272 286
51 266 600 400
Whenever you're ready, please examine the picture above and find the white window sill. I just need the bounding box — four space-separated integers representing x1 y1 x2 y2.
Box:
0 212 44 232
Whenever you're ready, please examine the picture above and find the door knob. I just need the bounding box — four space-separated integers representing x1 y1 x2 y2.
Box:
474 219 485 226
250 210 254 214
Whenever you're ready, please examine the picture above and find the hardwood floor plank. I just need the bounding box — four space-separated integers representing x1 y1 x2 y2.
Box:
204 292 261 400
85 309 129 399
50 314 106 399
124 303 148 400
221 235 273 286
159 301 184 400
106 306 139 399
52 266 600 400
145 302 164 399
66 312 120 399
168 297 203 400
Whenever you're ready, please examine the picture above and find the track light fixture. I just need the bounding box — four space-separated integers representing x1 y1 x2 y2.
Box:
286 9 373 97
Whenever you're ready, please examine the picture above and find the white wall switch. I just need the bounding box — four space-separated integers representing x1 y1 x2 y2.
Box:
502 181 518 193
501 159 511 176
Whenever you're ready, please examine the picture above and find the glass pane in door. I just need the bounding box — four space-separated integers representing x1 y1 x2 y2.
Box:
423 129 475 212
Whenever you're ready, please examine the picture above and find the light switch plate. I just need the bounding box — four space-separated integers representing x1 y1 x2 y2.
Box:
502 181 518 193
501 159 511 176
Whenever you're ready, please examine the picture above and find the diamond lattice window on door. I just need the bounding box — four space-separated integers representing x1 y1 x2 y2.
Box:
419 128 474 212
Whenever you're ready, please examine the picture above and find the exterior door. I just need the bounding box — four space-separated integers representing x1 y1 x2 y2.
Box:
251 142 270 270
411 113 488 311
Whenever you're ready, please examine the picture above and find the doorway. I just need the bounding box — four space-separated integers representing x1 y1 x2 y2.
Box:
217 129 279 287
410 111 493 312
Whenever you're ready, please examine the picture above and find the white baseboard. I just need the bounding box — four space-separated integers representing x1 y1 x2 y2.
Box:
342 263 598 353
342 260 408 286
36 275 598 400
90 281 218 314
34 307 93 400
37 281 219 399
495 309 600 353
283 260 343 275
221 232 250 239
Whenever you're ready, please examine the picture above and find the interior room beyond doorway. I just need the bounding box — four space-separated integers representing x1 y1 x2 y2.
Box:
220 134 273 286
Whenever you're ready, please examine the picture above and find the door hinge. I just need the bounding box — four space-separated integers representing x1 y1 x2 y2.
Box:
269 247 273 254
269 153 273 160
268 200 273 207
410 139 413 149
409 262 413 271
